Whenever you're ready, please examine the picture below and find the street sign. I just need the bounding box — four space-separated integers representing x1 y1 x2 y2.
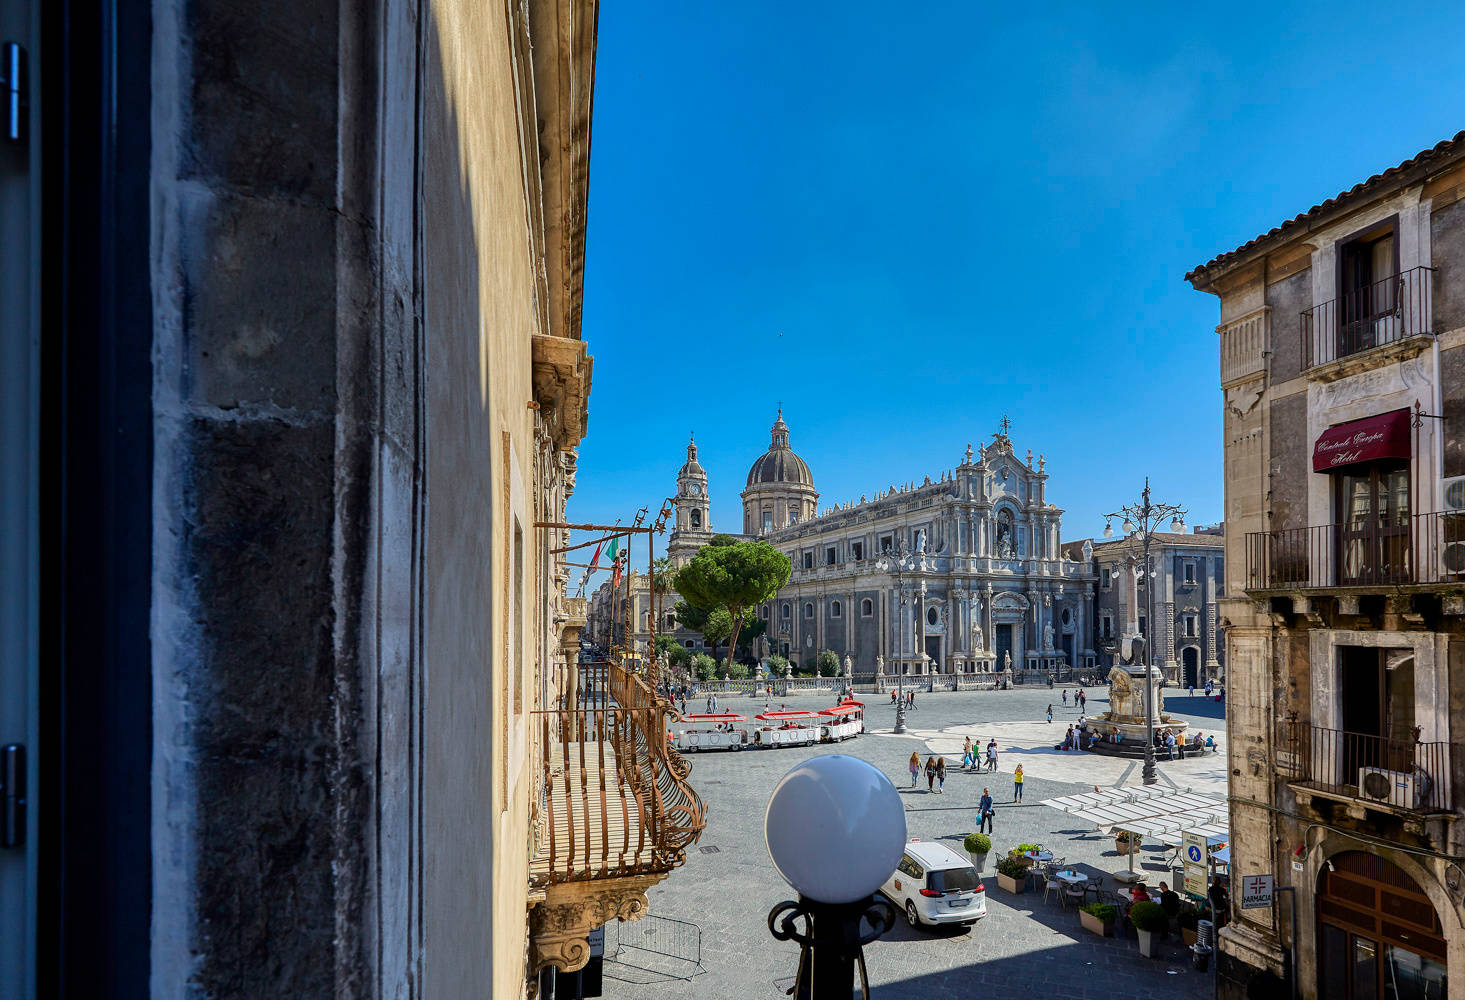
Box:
1240 874 1274 909
1182 831 1208 897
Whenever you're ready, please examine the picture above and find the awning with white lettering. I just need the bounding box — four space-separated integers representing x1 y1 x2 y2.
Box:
1312 408 1411 473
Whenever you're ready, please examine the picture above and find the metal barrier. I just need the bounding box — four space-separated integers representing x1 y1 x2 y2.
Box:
603 913 705 984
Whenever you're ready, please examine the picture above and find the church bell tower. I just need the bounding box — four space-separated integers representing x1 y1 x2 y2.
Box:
668 436 712 565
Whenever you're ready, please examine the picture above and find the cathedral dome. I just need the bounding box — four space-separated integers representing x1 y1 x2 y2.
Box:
745 411 814 487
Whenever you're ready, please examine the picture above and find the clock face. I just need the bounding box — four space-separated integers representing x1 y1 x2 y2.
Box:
688 483 702 496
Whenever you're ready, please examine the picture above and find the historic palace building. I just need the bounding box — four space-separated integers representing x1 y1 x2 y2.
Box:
1188 131 1465 1000
636 413 1098 674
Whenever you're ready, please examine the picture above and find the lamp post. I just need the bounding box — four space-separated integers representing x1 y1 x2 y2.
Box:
765 755 904 999
1104 478 1186 786
876 541 914 734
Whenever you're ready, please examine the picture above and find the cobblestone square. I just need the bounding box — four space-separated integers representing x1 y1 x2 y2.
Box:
605 686 1227 999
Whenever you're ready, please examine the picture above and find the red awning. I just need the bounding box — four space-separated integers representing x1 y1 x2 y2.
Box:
1312 408 1412 472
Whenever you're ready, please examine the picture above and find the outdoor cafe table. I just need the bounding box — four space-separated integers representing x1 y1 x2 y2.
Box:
1051 869 1087 886
1024 850 1054 864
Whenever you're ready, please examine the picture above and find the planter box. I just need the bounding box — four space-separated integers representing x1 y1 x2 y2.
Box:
967 851 989 873
1136 928 1161 958
997 872 1025 894
1114 839 1139 855
1010 853 1035 868
1080 910 1114 937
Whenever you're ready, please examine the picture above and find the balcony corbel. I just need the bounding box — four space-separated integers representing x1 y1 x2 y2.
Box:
532 335 594 453
528 874 666 974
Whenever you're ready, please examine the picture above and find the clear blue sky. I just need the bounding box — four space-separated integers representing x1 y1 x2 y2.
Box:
570 0 1465 552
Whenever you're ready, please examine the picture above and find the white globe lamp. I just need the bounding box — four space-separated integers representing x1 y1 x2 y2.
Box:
764 754 906 904
764 755 905 998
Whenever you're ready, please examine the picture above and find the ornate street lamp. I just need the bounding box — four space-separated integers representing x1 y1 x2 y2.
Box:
875 540 914 734
765 755 904 999
1104 478 1186 786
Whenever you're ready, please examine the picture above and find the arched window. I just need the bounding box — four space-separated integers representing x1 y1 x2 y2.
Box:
665 614 676 629
781 603 791 619
684 640 694 648
760 605 770 619
803 602 814 619
861 599 873 617
831 601 842 618
763 511 773 532
927 606 939 626
789 505 800 525
691 509 702 528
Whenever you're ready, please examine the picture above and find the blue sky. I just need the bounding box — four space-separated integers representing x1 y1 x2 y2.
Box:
570 0 1465 552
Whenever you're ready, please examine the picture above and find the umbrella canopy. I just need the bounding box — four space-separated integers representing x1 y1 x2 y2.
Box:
1039 786 1229 873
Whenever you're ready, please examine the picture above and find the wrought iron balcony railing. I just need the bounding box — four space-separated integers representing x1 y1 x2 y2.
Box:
1280 720 1455 813
531 658 704 888
1302 266 1434 370
1244 511 1465 590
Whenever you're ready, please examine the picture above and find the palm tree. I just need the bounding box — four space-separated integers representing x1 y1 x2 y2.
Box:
651 556 676 668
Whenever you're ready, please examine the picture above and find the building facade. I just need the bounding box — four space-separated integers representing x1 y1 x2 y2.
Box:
0 2 705 998
1077 528 1227 685
1188 131 1465 1000
610 414 1099 675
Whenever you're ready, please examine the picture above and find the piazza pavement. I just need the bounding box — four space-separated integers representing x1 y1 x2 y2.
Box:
602 685 1229 999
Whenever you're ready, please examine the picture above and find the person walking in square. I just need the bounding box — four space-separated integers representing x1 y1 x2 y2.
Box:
986 739 998 772
977 788 995 834
962 736 974 771
925 755 937 792
1013 763 1025 802
908 751 921 787
936 756 947 794
1061 688 1068 705
1046 703 1053 724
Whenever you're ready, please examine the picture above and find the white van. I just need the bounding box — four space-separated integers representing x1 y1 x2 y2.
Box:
879 839 987 928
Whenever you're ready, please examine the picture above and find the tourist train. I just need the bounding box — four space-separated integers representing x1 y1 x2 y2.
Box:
670 700 865 752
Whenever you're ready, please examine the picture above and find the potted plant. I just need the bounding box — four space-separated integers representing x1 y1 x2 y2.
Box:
1178 908 1200 947
1011 842 1042 867
963 831 991 873
1080 902 1117 937
1129 900 1167 957
995 855 1028 894
1113 830 1140 855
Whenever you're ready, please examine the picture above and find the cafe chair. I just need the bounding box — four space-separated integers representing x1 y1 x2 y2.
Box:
1062 880 1086 910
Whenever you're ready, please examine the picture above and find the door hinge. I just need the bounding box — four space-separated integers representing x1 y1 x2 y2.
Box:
2 42 27 146
1 743 24 848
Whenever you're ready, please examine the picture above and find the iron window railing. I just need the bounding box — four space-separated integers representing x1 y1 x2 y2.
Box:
1244 511 1465 590
1302 266 1434 370
1281 719 1455 813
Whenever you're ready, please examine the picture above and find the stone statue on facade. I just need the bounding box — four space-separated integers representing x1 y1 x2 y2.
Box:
1002 650 1011 672
914 528 927 554
875 654 885 675
1042 622 1055 651
972 621 984 653
844 655 853 677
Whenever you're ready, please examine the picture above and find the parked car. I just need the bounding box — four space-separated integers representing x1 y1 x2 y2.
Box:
879 839 987 928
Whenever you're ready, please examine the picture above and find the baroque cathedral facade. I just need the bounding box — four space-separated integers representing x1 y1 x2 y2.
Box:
656 411 1098 675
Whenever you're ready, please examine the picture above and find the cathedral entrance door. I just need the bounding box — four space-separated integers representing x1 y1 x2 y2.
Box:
924 636 942 673
994 625 1014 671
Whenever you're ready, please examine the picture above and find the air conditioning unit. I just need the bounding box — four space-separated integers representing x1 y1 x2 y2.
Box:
1358 767 1418 808
1443 476 1465 513
1441 539 1465 578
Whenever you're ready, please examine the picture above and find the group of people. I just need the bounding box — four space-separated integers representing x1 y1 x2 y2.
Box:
909 752 948 793
960 736 1000 772
1060 688 1088 711
889 689 918 709
1155 727 1218 757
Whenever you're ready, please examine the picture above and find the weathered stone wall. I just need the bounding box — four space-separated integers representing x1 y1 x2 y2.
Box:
1266 268 1311 384
1268 393 1309 532
148 0 580 996
1432 197 1465 334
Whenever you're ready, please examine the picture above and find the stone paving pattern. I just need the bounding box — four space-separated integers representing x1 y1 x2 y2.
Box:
607 687 1228 999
